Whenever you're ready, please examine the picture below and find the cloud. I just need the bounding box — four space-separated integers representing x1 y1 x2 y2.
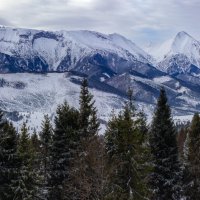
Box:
0 17 12 26
0 0 200 45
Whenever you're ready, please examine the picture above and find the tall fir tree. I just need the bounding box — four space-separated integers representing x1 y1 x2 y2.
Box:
177 127 187 161
78 78 101 200
39 114 53 198
79 78 99 138
149 88 182 200
183 113 200 199
48 102 79 200
31 129 40 153
104 91 150 200
0 111 20 200
65 79 102 200
30 129 41 169
14 122 37 200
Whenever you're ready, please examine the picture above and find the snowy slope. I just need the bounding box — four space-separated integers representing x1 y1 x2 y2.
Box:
107 72 200 110
0 73 126 132
169 31 200 66
1 26 200 77
0 73 197 133
146 31 200 63
108 33 154 64
1 27 200 130
146 31 200 75
144 38 174 62
0 26 153 73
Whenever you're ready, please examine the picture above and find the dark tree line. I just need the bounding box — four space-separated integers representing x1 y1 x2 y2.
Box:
0 80 199 200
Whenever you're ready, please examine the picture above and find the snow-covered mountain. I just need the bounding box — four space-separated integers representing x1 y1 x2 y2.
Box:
146 31 200 75
0 26 154 78
0 72 154 132
1 26 200 78
0 73 196 132
1 27 200 129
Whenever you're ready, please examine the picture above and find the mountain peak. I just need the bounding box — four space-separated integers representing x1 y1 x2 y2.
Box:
0 26 154 72
144 31 196 61
173 31 194 46
175 31 192 39
170 31 198 55
156 31 200 74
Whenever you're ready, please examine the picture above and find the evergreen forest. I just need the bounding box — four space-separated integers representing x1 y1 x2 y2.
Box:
0 79 199 200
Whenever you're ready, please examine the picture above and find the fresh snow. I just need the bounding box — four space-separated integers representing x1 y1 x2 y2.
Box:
153 76 172 84
108 33 153 63
0 27 199 131
144 38 174 62
0 73 196 133
0 26 154 71
146 31 200 73
0 73 126 133
1 26 200 76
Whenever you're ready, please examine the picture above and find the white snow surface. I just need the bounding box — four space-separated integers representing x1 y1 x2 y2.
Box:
146 31 200 68
0 26 153 71
0 73 195 133
153 76 172 84
0 73 126 133
144 38 174 62
2 26 200 75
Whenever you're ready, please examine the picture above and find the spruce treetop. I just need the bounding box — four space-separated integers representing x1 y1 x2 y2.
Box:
190 113 200 137
79 78 99 137
154 88 171 120
150 88 181 200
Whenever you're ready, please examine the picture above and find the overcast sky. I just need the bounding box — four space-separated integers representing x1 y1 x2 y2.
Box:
0 0 199 46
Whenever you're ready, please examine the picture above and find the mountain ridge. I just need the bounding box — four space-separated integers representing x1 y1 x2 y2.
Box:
145 31 200 75
1 26 200 129
1 26 200 77
0 26 154 74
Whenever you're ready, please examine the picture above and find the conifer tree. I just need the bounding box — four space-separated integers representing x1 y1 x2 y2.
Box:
104 91 150 200
63 133 104 200
177 127 188 161
31 129 40 153
149 88 182 200
184 113 200 199
62 79 101 200
70 78 101 200
79 78 99 138
0 111 20 200
48 102 79 200
14 122 37 200
30 129 41 169
39 114 53 195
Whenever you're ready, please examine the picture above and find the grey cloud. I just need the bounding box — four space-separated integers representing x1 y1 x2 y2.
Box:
0 0 200 45
0 17 12 26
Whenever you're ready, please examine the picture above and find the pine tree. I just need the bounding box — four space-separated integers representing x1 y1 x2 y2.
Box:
48 102 79 200
30 129 41 169
79 78 99 138
184 113 200 199
149 88 182 200
14 122 37 200
177 127 188 161
39 115 53 180
0 111 20 200
69 78 101 200
39 115 53 198
62 79 101 200
31 129 40 153
104 92 150 200
63 133 104 200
